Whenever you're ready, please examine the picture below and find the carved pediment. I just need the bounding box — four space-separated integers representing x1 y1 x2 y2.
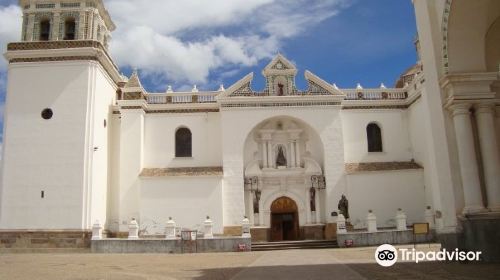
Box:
262 54 297 76
218 56 345 99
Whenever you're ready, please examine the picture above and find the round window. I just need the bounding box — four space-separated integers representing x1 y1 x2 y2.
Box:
41 108 53 120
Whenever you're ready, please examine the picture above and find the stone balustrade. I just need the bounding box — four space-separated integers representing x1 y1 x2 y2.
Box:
344 89 408 100
146 92 218 104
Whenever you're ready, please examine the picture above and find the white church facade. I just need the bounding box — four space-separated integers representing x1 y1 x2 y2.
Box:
0 0 499 256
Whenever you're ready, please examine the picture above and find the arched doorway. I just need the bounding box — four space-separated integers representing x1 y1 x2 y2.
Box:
270 197 299 241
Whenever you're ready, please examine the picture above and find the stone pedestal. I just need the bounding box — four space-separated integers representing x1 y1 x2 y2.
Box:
128 219 139 240
366 212 377 233
336 214 347 234
204 217 214 239
303 224 325 240
250 227 269 242
324 223 337 240
396 209 407 231
92 221 103 240
425 207 435 229
242 217 251 238
458 212 500 262
165 218 176 240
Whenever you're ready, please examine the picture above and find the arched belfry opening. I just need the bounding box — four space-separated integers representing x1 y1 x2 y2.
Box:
63 18 76 40
243 116 326 240
39 19 51 41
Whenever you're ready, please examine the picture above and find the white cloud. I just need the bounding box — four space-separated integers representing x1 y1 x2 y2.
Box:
107 0 350 86
0 5 22 71
0 5 21 146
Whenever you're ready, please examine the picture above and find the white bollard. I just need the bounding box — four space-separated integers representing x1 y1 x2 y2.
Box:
425 206 435 229
128 218 139 240
204 216 214 238
336 214 347 234
165 217 177 240
92 220 103 240
242 217 251 238
396 208 407 231
367 210 377 233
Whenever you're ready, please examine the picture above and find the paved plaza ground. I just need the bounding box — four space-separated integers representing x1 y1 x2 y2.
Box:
1 245 499 279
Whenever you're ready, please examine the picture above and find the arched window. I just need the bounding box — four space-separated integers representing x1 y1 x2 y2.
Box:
367 123 383 152
175 127 192 157
39 19 51 41
64 18 76 40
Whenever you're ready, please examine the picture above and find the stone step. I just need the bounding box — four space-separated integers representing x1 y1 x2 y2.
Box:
251 240 338 251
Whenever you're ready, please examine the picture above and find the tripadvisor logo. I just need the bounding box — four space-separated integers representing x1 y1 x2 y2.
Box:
375 244 482 267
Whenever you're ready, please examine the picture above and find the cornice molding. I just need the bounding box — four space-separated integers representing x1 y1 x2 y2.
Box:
5 40 123 84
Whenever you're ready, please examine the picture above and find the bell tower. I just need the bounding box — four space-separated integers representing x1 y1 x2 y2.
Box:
20 0 115 48
0 0 122 233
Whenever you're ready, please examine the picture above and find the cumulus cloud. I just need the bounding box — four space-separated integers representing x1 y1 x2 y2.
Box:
0 4 21 146
0 4 22 71
107 0 350 87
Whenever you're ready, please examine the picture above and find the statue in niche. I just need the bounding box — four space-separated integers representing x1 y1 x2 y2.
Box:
278 83 284 96
338 195 349 219
253 190 261 214
276 145 287 167
310 186 316 212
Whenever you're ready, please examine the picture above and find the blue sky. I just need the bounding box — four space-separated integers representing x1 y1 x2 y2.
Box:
0 0 418 144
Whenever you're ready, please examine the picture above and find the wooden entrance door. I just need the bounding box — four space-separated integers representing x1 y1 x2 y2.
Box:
270 197 299 241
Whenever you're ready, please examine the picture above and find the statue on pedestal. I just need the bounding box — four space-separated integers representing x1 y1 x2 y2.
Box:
338 195 349 219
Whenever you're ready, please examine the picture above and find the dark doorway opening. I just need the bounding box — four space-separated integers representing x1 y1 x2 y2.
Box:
270 197 299 241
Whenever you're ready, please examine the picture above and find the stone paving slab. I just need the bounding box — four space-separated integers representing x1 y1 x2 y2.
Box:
1 246 500 279
231 249 365 280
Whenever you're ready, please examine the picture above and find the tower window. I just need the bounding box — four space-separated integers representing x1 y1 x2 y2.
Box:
175 127 192 157
39 19 51 41
367 123 383 152
64 18 76 40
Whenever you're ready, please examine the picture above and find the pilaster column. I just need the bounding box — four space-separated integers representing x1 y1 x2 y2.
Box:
475 103 500 211
315 190 321 223
246 190 255 225
258 199 264 226
267 142 273 168
78 11 86 40
305 187 311 224
26 13 35 41
295 142 301 167
51 12 60 40
450 103 486 214
261 140 268 168
290 141 296 168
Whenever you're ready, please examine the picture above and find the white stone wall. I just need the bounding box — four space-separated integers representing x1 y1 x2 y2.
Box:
117 109 144 232
139 177 223 235
0 61 114 230
87 64 116 229
346 170 425 229
144 112 222 168
341 109 413 163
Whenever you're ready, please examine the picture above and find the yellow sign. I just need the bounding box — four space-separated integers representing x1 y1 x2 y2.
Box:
413 223 429 235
